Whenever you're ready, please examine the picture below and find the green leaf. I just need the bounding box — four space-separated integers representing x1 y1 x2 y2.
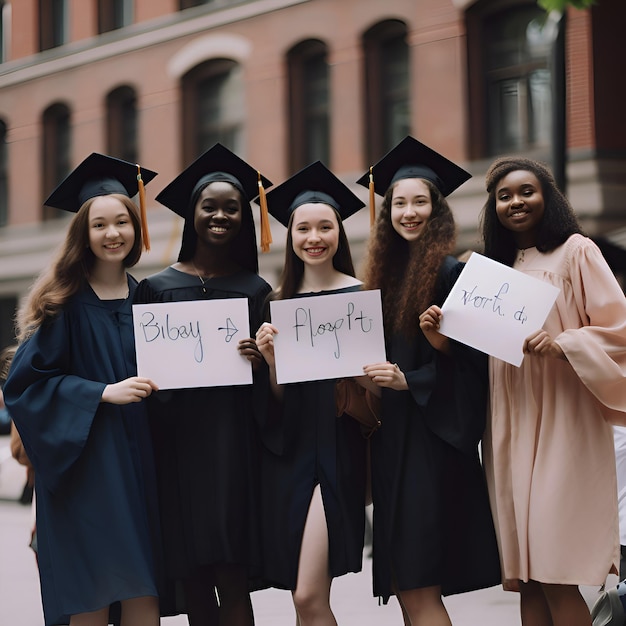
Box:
538 0 596 11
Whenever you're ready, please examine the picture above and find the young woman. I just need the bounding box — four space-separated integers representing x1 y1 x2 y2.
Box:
133 144 272 626
480 156 626 626
4 154 161 626
357 137 501 626
254 161 368 626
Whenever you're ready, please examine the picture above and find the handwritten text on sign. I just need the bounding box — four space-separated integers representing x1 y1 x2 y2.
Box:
270 289 386 384
132 298 252 389
439 252 560 367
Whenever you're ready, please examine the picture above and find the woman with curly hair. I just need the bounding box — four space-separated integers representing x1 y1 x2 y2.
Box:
4 154 162 626
480 156 626 626
357 137 501 625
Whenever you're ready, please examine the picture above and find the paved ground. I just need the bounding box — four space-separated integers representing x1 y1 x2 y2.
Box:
0 434 610 625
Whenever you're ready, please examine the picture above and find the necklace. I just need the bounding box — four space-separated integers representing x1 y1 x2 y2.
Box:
518 248 525 263
191 261 207 293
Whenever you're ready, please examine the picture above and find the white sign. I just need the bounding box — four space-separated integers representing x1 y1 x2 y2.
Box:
439 252 560 367
270 290 386 384
132 299 252 389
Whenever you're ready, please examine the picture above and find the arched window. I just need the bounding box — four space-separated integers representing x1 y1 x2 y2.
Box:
181 59 244 163
0 119 7 226
467 0 555 157
287 39 330 171
0 1 10 63
42 103 71 219
39 0 67 51
98 0 133 34
362 20 410 163
106 85 138 163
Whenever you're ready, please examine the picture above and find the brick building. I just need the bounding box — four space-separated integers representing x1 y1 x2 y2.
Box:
0 0 624 348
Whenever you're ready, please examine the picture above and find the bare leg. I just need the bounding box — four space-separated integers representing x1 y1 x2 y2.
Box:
396 585 451 626
214 563 254 626
542 583 591 626
184 566 220 626
120 595 160 626
519 580 553 626
291 485 337 626
69 607 109 626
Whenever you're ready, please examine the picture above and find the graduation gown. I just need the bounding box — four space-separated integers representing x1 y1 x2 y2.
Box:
4 278 160 626
260 286 367 590
133 266 271 581
370 257 501 602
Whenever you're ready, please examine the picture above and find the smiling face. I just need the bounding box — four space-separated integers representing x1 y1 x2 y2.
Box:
193 181 243 248
495 170 545 248
390 177 433 241
290 203 340 267
88 195 135 265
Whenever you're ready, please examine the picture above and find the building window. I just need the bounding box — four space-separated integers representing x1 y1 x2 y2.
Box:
42 103 71 219
0 2 10 63
98 0 133 34
181 59 244 163
106 86 138 163
362 20 410 164
0 119 7 226
39 0 67 51
467 1 554 158
287 40 330 172
179 0 212 9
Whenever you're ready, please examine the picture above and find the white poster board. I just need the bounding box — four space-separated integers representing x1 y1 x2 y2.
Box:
439 253 560 367
270 289 386 384
133 299 252 389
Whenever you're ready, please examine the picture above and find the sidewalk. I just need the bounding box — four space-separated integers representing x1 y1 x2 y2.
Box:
0 434 608 625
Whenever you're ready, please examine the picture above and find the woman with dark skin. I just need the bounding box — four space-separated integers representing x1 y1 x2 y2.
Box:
134 144 272 626
357 137 501 626
480 157 626 626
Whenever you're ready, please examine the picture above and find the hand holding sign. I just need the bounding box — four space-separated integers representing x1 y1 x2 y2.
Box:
439 253 560 366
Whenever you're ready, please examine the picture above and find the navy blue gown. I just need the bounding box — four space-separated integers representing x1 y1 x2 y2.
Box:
260 285 367 590
4 277 160 626
370 257 501 602
133 267 271 585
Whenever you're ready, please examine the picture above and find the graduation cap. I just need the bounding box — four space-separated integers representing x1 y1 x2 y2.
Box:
155 143 274 252
45 152 158 250
260 161 365 230
356 136 472 225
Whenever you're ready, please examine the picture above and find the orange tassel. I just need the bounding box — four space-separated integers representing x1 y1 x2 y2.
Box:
258 171 272 253
137 164 150 252
368 166 376 226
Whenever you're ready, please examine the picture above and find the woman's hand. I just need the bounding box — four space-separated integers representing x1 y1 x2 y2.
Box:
102 377 158 405
419 305 451 354
238 338 262 370
255 322 279 368
363 362 408 391
523 329 567 360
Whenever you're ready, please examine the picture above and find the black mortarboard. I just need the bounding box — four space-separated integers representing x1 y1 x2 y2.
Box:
356 136 471 224
155 143 273 251
44 152 158 213
260 161 365 228
44 152 158 250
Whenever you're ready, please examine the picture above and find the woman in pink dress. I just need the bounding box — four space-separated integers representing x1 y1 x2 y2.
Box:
480 156 626 626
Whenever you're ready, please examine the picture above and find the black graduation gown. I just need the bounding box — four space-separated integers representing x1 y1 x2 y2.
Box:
4 278 160 626
260 286 367 590
370 257 501 602
133 267 271 581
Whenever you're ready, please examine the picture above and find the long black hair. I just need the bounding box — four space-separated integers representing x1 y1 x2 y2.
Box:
481 156 582 266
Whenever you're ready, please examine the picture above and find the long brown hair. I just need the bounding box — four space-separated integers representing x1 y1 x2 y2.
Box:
362 179 456 336
274 206 355 301
16 194 142 341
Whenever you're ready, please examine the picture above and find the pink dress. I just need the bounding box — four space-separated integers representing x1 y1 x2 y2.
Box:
483 233 626 586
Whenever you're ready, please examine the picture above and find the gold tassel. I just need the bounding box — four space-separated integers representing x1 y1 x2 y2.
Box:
137 164 150 252
368 166 376 227
258 171 272 253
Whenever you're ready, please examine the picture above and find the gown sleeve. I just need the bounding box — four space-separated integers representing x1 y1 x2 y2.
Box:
4 310 106 494
425 257 489 456
555 237 626 419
